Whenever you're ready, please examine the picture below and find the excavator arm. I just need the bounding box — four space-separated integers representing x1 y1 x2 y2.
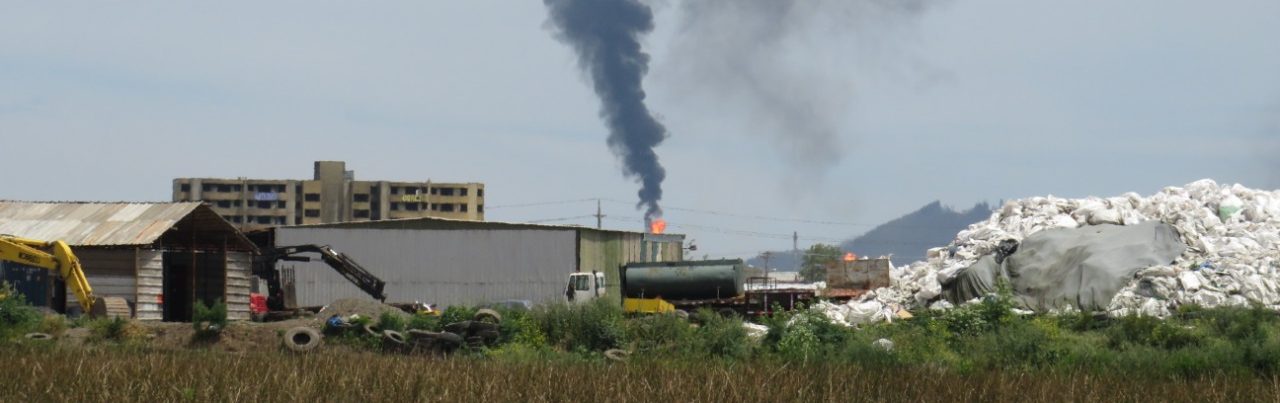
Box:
0 236 96 313
254 244 387 311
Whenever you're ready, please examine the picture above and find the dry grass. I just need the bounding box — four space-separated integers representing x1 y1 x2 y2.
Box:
2 347 1279 402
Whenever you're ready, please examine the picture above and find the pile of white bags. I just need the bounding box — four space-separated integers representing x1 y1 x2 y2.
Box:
817 179 1280 324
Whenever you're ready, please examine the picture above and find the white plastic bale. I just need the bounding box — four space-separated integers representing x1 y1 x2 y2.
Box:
850 179 1280 319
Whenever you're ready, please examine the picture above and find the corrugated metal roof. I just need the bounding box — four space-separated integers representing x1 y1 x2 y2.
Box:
0 201 204 246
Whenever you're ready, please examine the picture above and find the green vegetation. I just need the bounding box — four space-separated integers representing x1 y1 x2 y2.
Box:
0 282 41 339
799 243 842 282
191 299 228 340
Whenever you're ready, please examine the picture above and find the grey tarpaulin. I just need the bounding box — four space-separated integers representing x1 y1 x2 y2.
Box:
942 221 1184 311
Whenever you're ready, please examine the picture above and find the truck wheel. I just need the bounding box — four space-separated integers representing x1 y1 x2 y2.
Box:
473 308 502 324
604 349 630 362
283 327 322 353
24 332 52 341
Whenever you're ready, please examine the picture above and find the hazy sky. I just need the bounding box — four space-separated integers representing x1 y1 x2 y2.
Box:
2 1 1278 262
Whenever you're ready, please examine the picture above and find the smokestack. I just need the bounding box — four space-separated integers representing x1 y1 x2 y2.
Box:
543 0 668 221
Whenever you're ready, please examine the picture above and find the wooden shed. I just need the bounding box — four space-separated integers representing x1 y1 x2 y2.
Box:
0 201 257 321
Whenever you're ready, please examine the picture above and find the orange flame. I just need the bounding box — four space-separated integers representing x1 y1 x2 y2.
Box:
843 252 856 262
650 219 667 234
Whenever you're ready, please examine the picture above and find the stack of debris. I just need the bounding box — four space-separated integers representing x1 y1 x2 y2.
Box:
819 179 1280 325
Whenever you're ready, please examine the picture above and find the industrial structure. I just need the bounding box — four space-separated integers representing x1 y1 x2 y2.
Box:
173 161 485 230
0 201 257 321
267 217 685 307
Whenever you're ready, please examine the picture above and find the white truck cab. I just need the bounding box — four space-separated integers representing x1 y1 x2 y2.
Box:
566 271 606 303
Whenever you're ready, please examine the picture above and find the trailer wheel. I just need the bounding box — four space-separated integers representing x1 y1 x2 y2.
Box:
604 349 630 362
473 308 502 324
24 332 52 341
283 327 322 353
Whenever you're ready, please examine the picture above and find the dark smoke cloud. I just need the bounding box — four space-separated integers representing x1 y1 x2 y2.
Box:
666 0 934 175
544 0 668 220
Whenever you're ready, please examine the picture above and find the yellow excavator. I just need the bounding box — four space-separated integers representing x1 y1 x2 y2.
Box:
0 235 97 314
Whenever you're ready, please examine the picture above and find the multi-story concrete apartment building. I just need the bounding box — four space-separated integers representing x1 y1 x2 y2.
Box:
173 161 484 230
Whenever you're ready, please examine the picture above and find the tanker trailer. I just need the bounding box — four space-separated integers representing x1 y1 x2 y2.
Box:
621 259 814 317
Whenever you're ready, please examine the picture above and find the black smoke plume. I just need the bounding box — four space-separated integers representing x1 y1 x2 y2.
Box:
544 0 667 220
667 0 934 177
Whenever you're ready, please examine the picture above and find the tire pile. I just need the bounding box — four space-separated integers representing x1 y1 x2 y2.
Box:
283 308 504 354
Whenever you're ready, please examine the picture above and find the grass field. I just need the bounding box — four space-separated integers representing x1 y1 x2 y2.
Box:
3 347 1280 402
9 284 1280 401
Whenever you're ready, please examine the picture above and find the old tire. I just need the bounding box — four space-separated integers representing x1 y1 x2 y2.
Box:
434 331 464 347
473 308 502 324
283 327 322 353
443 321 471 335
604 349 630 362
24 332 52 341
407 329 435 339
383 330 408 345
362 324 382 338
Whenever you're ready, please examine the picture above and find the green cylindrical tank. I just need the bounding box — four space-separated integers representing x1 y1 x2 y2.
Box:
623 259 745 300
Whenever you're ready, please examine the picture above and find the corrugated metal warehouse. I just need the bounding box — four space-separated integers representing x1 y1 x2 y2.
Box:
273 218 685 307
0 202 257 321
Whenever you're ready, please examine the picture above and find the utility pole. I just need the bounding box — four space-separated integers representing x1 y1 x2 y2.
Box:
594 199 605 229
793 231 800 272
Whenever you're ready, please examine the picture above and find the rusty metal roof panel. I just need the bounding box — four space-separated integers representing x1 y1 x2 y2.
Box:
0 201 203 246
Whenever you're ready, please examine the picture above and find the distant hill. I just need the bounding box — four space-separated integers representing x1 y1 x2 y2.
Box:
746 201 993 270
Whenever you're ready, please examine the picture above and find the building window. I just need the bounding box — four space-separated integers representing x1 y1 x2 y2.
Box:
304 209 320 218
277 201 287 208
228 216 242 223
390 203 400 211
216 200 232 208
180 184 191 192
429 204 437 211
390 186 400 195
405 203 420 211
478 204 484 213
217 184 231 192
256 216 272 224
247 184 256 192
304 193 320 202
233 200 242 207
256 200 273 209
478 189 484 197
354 209 370 218
430 188 438 195
459 188 468 196
232 184 242 192
354 194 370 202
439 204 455 212
460 204 468 213
275 217 286 225
439 187 455 196
202 184 214 192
